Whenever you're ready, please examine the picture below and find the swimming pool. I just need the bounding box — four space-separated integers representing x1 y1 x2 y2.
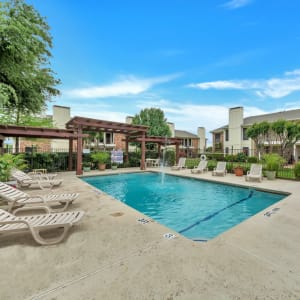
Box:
83 172 286 240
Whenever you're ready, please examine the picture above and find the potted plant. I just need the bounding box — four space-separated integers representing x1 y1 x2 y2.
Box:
263 153 285 180
233 165 244 176
91 152 110 171
82 161 91 172
111 162 118 170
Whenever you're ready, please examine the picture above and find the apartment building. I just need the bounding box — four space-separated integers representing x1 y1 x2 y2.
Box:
211 106 300 161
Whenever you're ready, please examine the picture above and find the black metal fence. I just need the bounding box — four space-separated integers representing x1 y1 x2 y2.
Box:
2 147 297 180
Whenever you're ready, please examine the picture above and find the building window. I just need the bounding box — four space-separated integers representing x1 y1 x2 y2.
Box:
215 133 221 143
225 147 229 154
183 138 192 147
243 128 248 140
225 129 229 141
105 133 114 144
243 147 249 156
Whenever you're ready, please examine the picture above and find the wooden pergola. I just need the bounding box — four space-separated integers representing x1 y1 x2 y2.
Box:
0 118 183 176
66 116 149 175
0 124 88 172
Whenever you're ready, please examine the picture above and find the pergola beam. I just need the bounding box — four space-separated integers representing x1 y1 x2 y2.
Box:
66 116 148 134
0 125 86 139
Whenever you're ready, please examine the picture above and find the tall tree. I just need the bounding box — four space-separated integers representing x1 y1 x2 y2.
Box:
271 120 300 157
132 108 171 137
132 108 171 150
246 121 270 156
0 0 60 148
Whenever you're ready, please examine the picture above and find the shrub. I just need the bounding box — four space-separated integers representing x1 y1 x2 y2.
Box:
236 152 247 162
294 162 300 179
206 153 224 161
0 154 27 182
226 162 234 173
128 151 141 167
224 155 236 162
163 149 175 166
247 156 258 163
207 160 217 171
262 153 285 172
146 150 158 159
186 158 199 169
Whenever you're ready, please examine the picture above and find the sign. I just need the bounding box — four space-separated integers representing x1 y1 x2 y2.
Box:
111 150 123 164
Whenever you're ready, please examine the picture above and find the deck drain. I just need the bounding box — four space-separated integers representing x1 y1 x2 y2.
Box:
163 233 176 239
137 218 150 224
93 189 102 195
264 207 280 217
110 212 124 217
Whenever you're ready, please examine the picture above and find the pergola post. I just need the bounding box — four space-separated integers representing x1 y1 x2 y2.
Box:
125 136 129 163
175 142 180 164
68 138 73 171
140 132 146 170
76 126 83 175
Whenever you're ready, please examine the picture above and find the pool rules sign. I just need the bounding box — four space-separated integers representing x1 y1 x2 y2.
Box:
111 150 123 164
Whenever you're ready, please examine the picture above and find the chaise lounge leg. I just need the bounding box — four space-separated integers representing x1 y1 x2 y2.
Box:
30 224 71 245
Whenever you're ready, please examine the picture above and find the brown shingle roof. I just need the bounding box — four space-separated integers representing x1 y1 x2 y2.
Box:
243 108 300 125
174 130 198 138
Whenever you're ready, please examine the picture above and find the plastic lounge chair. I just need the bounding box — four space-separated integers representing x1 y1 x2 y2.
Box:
153 159 160 167
212 161 227 176
171 157 186 170
191 160 208 174
0 207 84 245
0 182 79 213
11 169 63 189
245 164 263 182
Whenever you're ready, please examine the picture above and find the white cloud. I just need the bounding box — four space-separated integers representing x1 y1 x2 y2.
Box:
189 69 300 99
188 80 246 90
65 74 180 99
222 0 253 9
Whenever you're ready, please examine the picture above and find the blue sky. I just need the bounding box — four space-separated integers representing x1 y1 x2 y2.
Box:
29 0 300 140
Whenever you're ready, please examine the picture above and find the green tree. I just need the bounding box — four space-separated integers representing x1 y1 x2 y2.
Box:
132 108 171 137
83 131 104 150
271 120 300 157
132 108 171 150
0 0 60 148
246 121 270 156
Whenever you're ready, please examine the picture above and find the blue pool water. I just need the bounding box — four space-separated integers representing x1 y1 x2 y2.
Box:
83 172 285 240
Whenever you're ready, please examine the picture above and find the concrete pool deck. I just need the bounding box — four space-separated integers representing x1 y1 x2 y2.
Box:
0 168 299 299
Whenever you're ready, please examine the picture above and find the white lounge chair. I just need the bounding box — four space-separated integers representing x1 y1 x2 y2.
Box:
0 182 79 213
153 158 160 167
191 160 208 174
212 161 227 176
171 157 186 170
0 207 84 245
246 164 263 182
11 169 63 189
